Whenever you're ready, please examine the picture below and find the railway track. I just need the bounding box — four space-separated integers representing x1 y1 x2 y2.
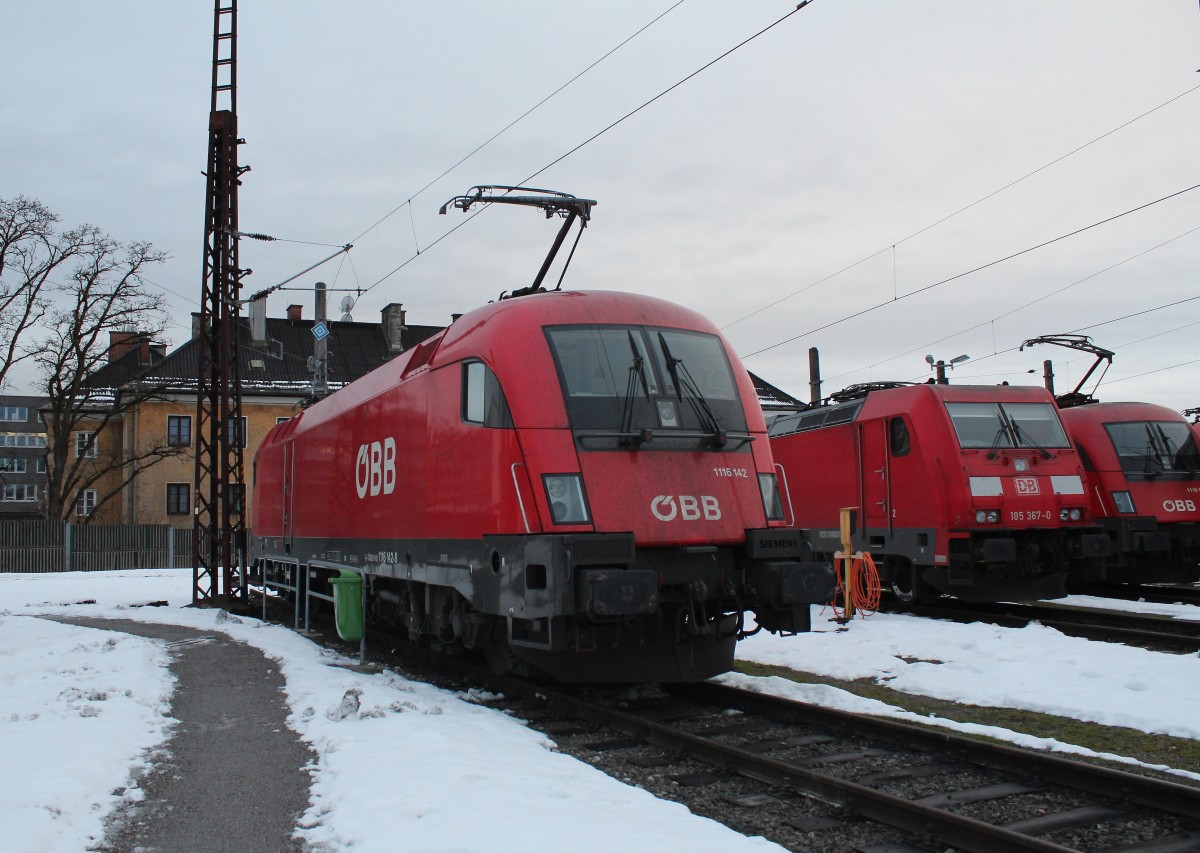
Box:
483 675 1200 852
262 596 1200 851
895 599 1200 653
1071 583 1200 608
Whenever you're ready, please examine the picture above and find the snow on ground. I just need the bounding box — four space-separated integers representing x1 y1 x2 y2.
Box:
3 570 1200 851
0 570 781 853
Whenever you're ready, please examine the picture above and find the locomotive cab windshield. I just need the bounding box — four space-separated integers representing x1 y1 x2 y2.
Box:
946 401 1070 455
546 324 751 449
1103 420 1200 478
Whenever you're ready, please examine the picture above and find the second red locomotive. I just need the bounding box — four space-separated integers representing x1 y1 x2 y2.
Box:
768 382 1112 602
1057 401 1200 584
250 290 834 682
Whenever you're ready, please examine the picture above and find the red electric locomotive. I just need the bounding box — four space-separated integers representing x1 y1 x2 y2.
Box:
250 289 834 682
1057 401 1200 583
768 382 1111 602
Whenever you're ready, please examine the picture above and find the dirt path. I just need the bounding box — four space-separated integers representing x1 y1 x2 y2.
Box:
54 617 313 853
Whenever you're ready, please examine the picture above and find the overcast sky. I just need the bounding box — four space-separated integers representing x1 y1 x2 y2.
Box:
4 2 1198 410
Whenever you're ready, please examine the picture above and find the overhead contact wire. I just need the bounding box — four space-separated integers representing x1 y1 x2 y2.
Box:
348 0 690 246
722 82 1200 331
357 1 816 298
741 182 1200 359
521 1 815 185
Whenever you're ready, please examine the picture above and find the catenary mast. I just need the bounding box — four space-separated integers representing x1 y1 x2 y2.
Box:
193 0 248 606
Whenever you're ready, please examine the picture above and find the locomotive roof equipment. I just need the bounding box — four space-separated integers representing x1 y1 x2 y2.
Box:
439 185 596 300
1020 334 1115 409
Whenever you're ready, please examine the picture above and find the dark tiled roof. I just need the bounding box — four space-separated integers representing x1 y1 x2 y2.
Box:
749 371 803 410
89 345 167 392
143 316 444 396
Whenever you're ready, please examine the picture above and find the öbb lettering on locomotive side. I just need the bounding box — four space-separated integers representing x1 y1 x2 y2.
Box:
251 290 835 683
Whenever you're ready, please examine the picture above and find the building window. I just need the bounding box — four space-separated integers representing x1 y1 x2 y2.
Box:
166 483 190 515
227 416 248 448
276 416 291 425
2 484 40 502
74 489 97 517
0 432 47 448
228 484 245 515
0 406 28 422
76 431 97 459
167 415 192 447
36 457 47 474
0 456 26 473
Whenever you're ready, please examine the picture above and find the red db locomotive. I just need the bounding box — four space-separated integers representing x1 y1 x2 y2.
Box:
768 382 1110 603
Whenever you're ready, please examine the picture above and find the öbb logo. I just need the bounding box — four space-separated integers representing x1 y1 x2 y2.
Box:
651 495 721 522
1163 499 1197 513
356 438 396 498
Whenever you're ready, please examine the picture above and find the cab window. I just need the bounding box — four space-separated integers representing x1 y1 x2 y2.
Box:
889 417 910 457
462 361 513 428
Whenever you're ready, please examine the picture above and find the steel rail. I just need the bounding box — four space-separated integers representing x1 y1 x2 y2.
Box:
498 676 1078 853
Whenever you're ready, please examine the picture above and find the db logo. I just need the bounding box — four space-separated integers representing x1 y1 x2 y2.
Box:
356 437 396 498
1163 499 1197 513
651 495 721 522
1014 477 1040 496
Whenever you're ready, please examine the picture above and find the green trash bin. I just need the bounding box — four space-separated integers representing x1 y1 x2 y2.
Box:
330 570 364 642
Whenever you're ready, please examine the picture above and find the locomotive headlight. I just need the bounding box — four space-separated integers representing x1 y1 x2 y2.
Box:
975 510 999 524
758 473 785 521
987 510 999 523
1112 491 1135 514
1059 508 1069 522
1069 508 1082 521
543 474 590 525
1059 507 1083 522
975 510 987 524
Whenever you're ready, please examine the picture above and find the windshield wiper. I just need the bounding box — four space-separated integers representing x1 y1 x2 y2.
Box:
1152 424 1195 474
986 423 1011 459
619 330 652 445
1011 423 1052 459
1142 426 1162 478
658 332 726 447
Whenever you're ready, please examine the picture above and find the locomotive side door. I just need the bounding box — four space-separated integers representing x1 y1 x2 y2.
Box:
860 419 890 529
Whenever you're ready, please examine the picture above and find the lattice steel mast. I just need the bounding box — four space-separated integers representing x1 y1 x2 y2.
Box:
193 0 248 605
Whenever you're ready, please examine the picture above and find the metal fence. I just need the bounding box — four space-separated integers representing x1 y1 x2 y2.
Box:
0 521 193 572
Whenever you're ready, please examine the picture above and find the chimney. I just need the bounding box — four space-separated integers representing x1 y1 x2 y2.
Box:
191 312 204 339
381 303 407 353
108 330 139 363
287 304 303 321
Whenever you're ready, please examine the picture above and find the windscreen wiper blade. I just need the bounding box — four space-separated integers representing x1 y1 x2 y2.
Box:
620 330 652 443
658 332 727 447
1012 423 1052 459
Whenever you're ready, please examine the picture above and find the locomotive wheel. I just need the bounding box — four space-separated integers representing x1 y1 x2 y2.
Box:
483 634 518 676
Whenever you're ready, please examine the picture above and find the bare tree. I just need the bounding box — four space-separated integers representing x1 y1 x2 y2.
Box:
0 195 84 389
34 235 178 521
